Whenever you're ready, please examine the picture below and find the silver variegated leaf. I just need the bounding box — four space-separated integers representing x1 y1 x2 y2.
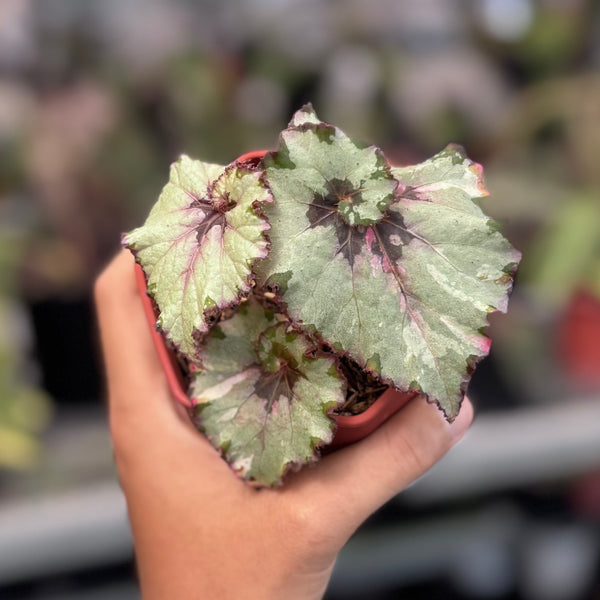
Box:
123 156 272 359
190 299 344 486
256 107 520 418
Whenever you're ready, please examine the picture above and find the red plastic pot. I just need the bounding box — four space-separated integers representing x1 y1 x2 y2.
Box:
134 149 417 448
557 288 600 388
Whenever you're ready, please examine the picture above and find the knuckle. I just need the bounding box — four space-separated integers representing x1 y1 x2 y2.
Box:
384 426 428 476
285 497 318 537
383 413 454 478
281 497 328 549
107 405 128 456
108 411 143 479
276 497 340 571
107 400 138 460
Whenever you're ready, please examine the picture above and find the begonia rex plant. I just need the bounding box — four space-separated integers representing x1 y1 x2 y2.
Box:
124 105 520 486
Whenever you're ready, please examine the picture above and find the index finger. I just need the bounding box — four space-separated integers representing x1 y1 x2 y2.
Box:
95 250 168 400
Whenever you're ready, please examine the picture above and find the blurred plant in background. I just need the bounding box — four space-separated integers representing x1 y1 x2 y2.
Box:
486 68 600 402
0 300 52 470
0 166 51 470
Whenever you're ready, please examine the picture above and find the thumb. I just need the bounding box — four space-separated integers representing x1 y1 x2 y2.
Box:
293 395 473 539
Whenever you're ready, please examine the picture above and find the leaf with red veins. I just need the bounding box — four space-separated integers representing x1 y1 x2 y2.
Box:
257 117 520 419
190 299 344 487
123 156 272 360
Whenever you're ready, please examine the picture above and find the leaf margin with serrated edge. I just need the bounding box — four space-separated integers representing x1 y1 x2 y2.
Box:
255 109 521 420
123 155 272 360
189 299 345 487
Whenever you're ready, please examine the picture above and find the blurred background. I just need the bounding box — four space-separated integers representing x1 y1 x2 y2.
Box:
1 0 600 598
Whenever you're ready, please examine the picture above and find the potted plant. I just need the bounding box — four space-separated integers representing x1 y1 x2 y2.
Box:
124 105 520 486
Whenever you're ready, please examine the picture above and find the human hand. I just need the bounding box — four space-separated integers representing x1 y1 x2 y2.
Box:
95 250 473 600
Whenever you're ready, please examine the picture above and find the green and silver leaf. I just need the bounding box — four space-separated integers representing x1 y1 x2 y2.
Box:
123 156 271 359
267 104 397 227
256 109 520 418
190 299 344 486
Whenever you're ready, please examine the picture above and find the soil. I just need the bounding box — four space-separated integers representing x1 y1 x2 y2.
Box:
334 354 388 416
